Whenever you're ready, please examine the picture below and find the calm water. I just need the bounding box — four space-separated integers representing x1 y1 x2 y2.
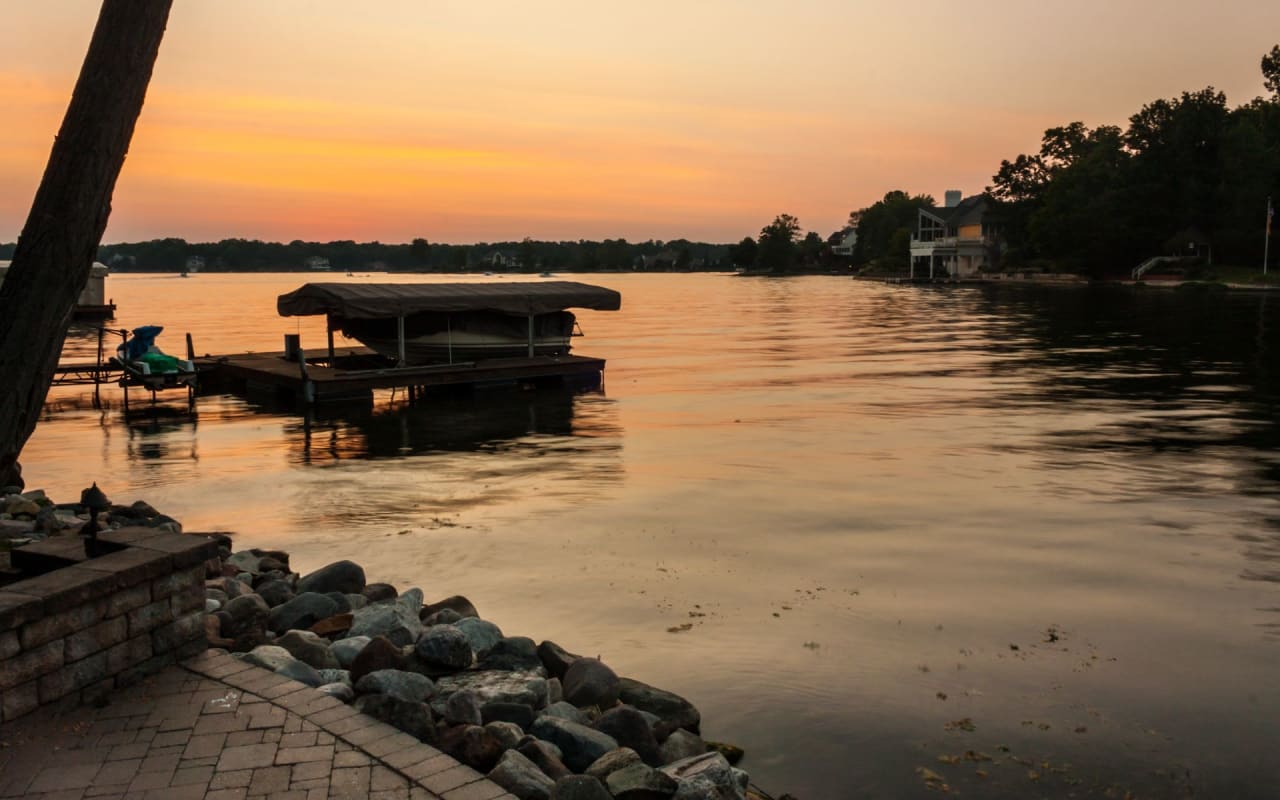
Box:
24 273 1280 798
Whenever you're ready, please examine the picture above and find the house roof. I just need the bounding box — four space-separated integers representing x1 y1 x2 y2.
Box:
920 195 988 226
277 281 622 319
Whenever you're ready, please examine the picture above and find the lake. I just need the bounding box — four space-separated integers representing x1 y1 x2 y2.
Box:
23 273 1280 798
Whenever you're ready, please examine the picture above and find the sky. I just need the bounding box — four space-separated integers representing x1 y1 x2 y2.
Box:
2 1 1278 245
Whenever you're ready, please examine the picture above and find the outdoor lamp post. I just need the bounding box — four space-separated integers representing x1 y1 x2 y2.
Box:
80 482 110 557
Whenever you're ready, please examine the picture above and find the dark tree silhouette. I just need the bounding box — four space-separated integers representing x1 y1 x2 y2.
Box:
0 0 173 489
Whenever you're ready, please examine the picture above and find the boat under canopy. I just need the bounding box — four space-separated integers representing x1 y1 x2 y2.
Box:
276 281 621 366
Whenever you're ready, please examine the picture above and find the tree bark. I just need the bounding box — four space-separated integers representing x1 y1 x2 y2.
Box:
0 0 173 489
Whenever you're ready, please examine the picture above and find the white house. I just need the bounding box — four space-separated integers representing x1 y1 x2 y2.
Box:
908 191 996 278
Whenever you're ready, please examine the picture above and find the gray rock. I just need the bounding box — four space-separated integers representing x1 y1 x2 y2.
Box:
564 658 620 709
529 717 619 772
225 551 263 574
457 725 505 772
547 677 564 705
205 587 229 605
353 694 435 743
541 701 588 725
485 720 524 750
489 749 555 800
659 730 706 766
399 587 425 613
324 591 352 614
586 747 643 780
660 753 743 800
219 577 252 599
348 596 422 646
434 671 549 712
618 678 701 735
607 762 679 799
537 640 581 680
238 645 297 672
268 592 339 634
355 669 435 703
551 775 613 800
482 701 537 731
317 682 354 702
455 617 504 657
344 593 369 610
221 593 270 637
480 636 545 673
421 594 477 620
256 579 295 608
443 689 483 726
277 659 324 687
518 740 572 781
423 608 463 626
276 630 339 670
595 706 661 766
316 669 352 687
297 560 366 595
331 636 371 668
205 598 222 613
363 582 398 603
415 624 474 670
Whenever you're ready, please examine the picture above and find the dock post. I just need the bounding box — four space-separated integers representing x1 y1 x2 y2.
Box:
186 332 195 361
527 314 535 357
397 316 406 367
297 346 315 404
93 326 104 409
326 315 335 365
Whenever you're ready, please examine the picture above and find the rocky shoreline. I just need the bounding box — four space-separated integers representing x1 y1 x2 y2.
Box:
1 489 786 800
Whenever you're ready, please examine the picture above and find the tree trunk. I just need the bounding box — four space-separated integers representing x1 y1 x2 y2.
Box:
0 0 173 489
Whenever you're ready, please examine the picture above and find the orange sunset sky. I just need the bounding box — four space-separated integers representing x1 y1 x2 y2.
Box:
3 1 1279 244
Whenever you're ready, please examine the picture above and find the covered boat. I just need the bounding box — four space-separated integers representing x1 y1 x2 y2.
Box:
276 281 621 365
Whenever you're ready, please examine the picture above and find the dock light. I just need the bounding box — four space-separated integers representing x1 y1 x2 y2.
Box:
80 482 110 557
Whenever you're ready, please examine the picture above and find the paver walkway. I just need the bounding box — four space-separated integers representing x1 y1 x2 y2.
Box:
0 650 514 800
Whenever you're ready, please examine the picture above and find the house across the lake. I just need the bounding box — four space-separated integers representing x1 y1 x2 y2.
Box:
909 191 996 278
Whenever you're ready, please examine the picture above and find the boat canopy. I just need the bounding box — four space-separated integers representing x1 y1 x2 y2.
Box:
277 281 621 319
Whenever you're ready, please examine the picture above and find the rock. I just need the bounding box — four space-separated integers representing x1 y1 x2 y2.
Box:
529 717 618 772
309 613 353 637
225 551 263 574
353 694 436 743
541 701 588 725
455 617 504 657
618 678 701 735
415 625 474 671
331 636 371 668
220 594 270 649
324 591 353 614
518 740 573 781
256 579 295 608
551 775 613 800
480 636 545 673
595 706 662 767
317 683 354 702
277 659 324 687
276 630 340 670
257 555 288 573
459 725 505 772
205 598 222 613
363 583 398 603
482 701 537 731
316 669 352 687
433 671 549 712
564 658 620 709
239 645 298 672
349 636 407 684
251 548 291 570
423 608 463 626
33 506 66 534
421 594 478 621
205 587 228 605
348 595 423 646
607 762 680 799
547 677 564 705
297 560 366 595
704 742 744 766
537 641 581 680
586 747 643 780
485 720 524 750
345 593 369 610
355 669 435 703
217 576 252 599
489 749 556 800
659 753 743 800
443 689 483 726
5 498 40 517
268 592 339 634
399 587 425 613
658 730 706 766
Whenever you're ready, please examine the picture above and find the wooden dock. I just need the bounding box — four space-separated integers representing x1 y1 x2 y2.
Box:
196 347 606 402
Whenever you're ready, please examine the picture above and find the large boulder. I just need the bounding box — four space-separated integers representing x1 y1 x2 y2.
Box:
488 749 555 800
355 669 435 703
220 593 270 639
563 658 620 709
297 560 366 595
529 717 619 773
415 625 474 671
443 689 484 727
268 592 339 634
353 694 436 743
349 635 407 684
276 630 339 670
347 593 423 646
537 640 581 680
455 617 504 657
331 635 371 668
480 636 545 673
433 670 549 712
659 753 744 800
618 678 701 735
658 730 706 766
594 706 661 767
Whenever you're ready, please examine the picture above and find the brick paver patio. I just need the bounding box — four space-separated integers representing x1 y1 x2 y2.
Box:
0 650 515 800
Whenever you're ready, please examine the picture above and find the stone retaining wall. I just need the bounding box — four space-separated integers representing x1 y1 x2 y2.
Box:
0 528 218 722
